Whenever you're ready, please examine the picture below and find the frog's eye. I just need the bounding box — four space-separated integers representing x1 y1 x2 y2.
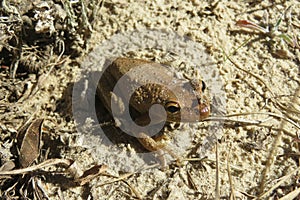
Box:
201 81 206 92
165 101 181 113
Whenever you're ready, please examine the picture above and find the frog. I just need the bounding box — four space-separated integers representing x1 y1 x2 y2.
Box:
96 57 210 168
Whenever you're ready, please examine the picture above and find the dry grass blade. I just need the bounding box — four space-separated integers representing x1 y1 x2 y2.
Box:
215 143 220 200
206 112 300 130
186 169 198 191
32 177 50 199
206 115 272 126
123 180 143 200
223 51 299 115
256 166 300 199
0 158 73 176
97 170 143 199
24 56 68 102
281 86 300 123
236 20 268 33
97 172 134 187
226 146 236 200
226 112 299 129
259 86 300 195
278 187 300 200
205 116 298 139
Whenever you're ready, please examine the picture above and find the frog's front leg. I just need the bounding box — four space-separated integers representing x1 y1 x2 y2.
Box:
136 131 183 170
133 114 183 169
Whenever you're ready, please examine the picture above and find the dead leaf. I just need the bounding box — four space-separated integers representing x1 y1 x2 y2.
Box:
0 161 15 172
75 165 108 186
18 119 44 168
0 161 15 180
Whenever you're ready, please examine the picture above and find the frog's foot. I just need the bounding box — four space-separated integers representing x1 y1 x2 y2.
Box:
136 132 183 170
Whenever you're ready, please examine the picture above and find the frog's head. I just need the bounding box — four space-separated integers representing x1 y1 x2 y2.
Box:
164 80 210 123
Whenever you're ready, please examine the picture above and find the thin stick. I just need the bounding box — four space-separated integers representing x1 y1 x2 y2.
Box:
215 143 220 200
0 159 73 176
227 146 236 200
278 187 300 200
259 86 300 195
257 166 300 199
223 51 297 115
206 111 300 130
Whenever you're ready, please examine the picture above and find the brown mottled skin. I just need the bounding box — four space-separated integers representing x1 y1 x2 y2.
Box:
97 57 210 169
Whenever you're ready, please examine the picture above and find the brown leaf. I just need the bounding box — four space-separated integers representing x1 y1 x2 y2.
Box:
75 165 108 186
18 119 44 168
0 161 15 172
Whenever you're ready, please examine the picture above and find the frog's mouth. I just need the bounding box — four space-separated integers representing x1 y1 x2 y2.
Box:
199 103 210 120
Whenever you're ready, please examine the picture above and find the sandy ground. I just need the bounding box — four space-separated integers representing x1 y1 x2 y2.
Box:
0 0 300 199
